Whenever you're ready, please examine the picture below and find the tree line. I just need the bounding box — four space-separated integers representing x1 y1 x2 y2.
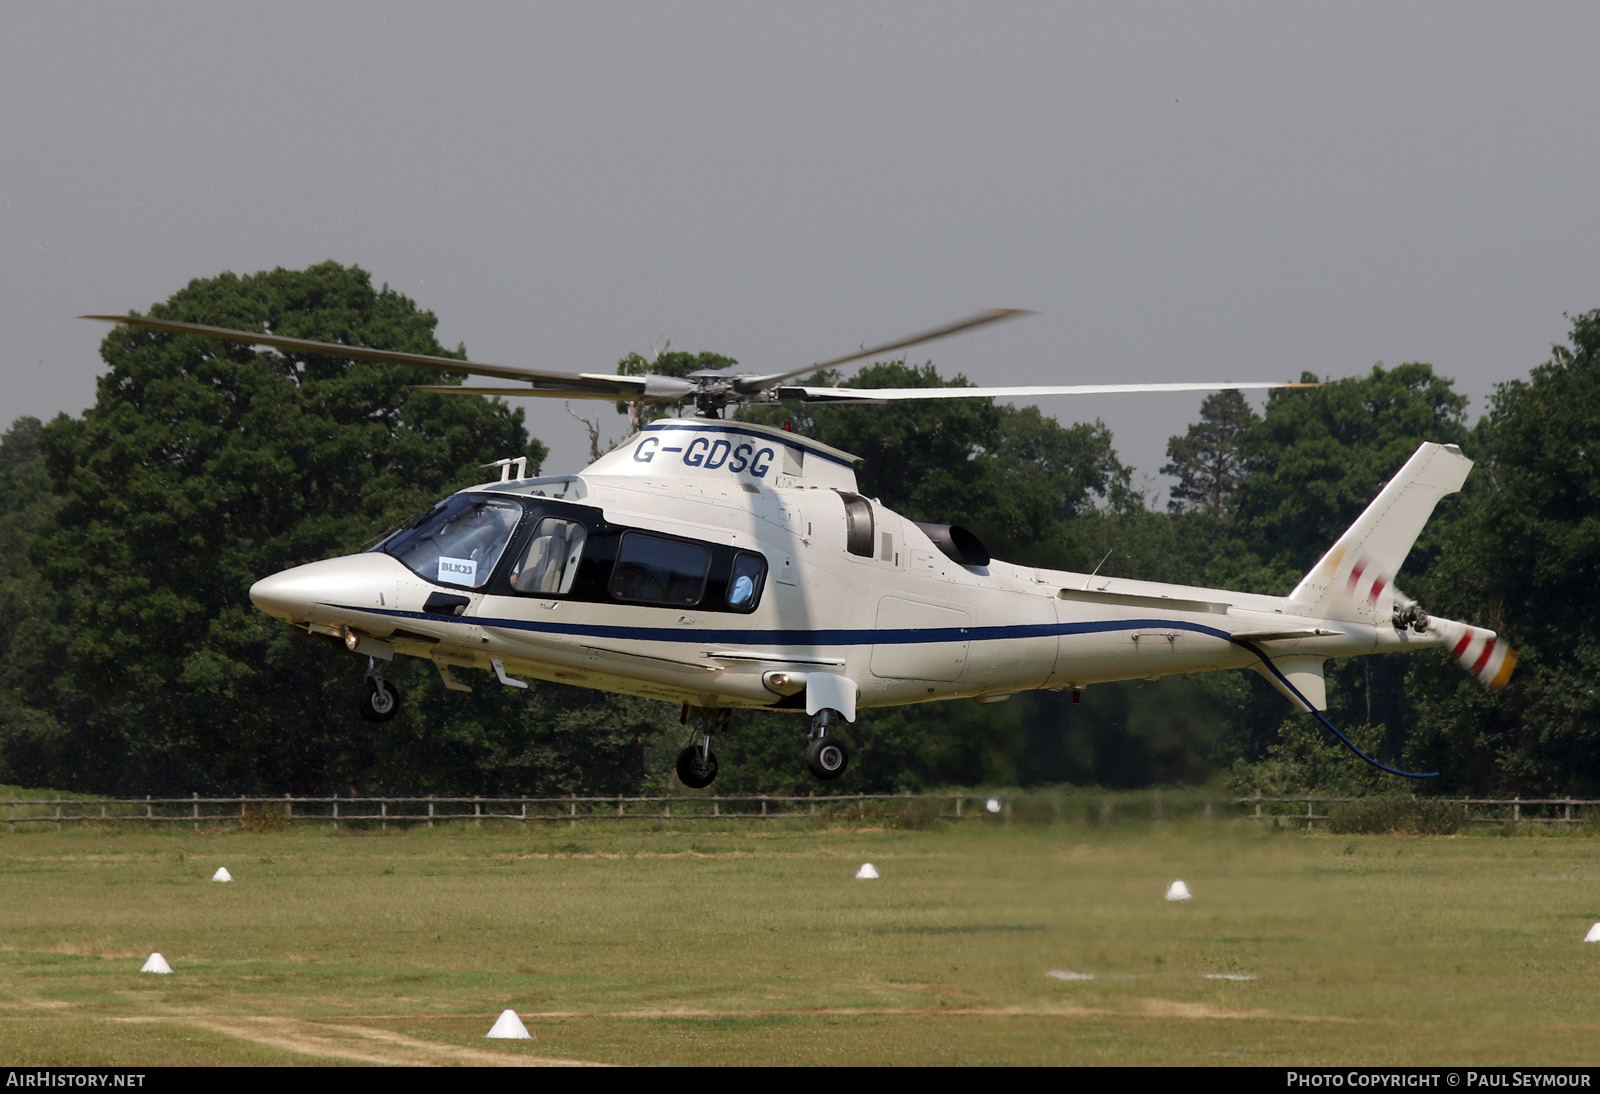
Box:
2 261 1596 797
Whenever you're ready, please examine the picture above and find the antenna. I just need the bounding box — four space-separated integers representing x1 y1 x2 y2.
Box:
1083 549 1112 590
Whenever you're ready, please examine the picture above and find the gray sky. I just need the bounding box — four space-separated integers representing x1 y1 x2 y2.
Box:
4 3 1597 497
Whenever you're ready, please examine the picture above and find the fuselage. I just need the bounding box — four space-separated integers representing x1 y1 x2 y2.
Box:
249 418 1445 714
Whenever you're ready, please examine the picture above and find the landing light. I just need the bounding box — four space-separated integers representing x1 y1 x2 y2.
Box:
343 627 360 651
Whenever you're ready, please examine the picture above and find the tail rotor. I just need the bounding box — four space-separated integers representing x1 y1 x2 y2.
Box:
1429 617 1517 690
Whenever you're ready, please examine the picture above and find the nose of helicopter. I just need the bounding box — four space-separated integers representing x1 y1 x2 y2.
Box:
249 554 402 623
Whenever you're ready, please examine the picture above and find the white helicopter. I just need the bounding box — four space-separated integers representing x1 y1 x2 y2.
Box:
86 310 1514 786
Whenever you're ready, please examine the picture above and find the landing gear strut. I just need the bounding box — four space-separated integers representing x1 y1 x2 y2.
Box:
805 709 849 780
675 706 729 789
358 658 401 723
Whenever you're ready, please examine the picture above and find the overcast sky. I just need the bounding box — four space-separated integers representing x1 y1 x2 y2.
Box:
4 3 1597 497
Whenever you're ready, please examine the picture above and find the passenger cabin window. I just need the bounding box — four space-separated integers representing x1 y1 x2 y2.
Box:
838 492 875 557
511 517 587 595
727 552 766 611
608 532 711 606
377 495 522 589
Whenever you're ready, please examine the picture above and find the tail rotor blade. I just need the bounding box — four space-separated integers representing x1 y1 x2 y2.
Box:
1431 618 1517 690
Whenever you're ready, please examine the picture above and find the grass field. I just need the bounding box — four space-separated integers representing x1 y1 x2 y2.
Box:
1 816 1599 1066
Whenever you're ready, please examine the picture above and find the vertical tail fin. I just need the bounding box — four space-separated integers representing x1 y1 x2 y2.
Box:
1288 442 1472 622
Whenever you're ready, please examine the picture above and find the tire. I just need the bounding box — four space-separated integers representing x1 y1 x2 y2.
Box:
805 736 849 780
675 745 718 789
359 678 401 723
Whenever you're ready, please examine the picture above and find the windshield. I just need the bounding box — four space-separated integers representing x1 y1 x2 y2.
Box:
376 494 523 588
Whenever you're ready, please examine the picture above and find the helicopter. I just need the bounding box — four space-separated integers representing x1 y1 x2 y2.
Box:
84 310 1514 786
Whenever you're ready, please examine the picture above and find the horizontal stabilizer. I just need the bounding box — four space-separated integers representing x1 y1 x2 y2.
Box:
1289 443 1472 622
1252 655 1327 712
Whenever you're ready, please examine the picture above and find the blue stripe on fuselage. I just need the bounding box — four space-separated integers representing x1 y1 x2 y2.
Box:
327 603 1237 646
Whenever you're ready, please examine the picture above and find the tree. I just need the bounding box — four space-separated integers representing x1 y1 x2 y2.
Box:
1161 389 1257 516
23 262 661 794
1229 363 1471 590
1405 311 1600 793
0 417 69 786
1196 364 1472 776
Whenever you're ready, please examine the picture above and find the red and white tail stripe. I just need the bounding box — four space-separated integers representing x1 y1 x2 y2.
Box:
1345 556 1392 610
1434 620 1517 690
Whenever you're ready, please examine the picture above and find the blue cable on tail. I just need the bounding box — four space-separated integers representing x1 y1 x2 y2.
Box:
1231 638 1438 780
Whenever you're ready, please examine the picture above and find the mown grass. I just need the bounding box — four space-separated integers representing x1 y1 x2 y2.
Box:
1 816 1598 1065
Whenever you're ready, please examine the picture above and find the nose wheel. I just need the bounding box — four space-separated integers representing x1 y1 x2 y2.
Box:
805 709 849 780
675 706 729 789
358 658 401 723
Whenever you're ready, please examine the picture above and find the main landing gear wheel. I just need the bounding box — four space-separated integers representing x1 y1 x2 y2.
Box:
674 705 729 788
675 745 719 789
358 678 401 723
805 736 849 780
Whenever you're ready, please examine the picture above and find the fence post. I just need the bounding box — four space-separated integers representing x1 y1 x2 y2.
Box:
809 790 815 816
192 792 199 832
955 795 962 819
332 794 339 832
428 795 435 829
1514 796 1521 823
147 795 152 822
55 798 61 833
8 800 13 834
381 800 387 832
569 797 577 828
284 793 293 827
475 796 482 829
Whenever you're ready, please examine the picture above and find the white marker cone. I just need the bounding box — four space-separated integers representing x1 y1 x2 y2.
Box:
140 953 172 974
855 863 879 879
211 867 232 882
1584 923 1600 942
486 1009 532 1039
1164 880 1193 902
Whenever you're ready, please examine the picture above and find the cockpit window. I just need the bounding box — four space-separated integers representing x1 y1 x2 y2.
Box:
608 532 710 606
377 495 522 588
511 517 588 595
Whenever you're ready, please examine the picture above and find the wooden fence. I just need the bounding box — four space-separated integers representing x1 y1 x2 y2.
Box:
2 792 1596 832
1236 795 1600 829
1 791 981 832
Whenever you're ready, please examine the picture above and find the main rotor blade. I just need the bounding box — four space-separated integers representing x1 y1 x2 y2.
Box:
82 313 622 391
738 308 1031 390
409 384 674 402
777 380 1319 404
